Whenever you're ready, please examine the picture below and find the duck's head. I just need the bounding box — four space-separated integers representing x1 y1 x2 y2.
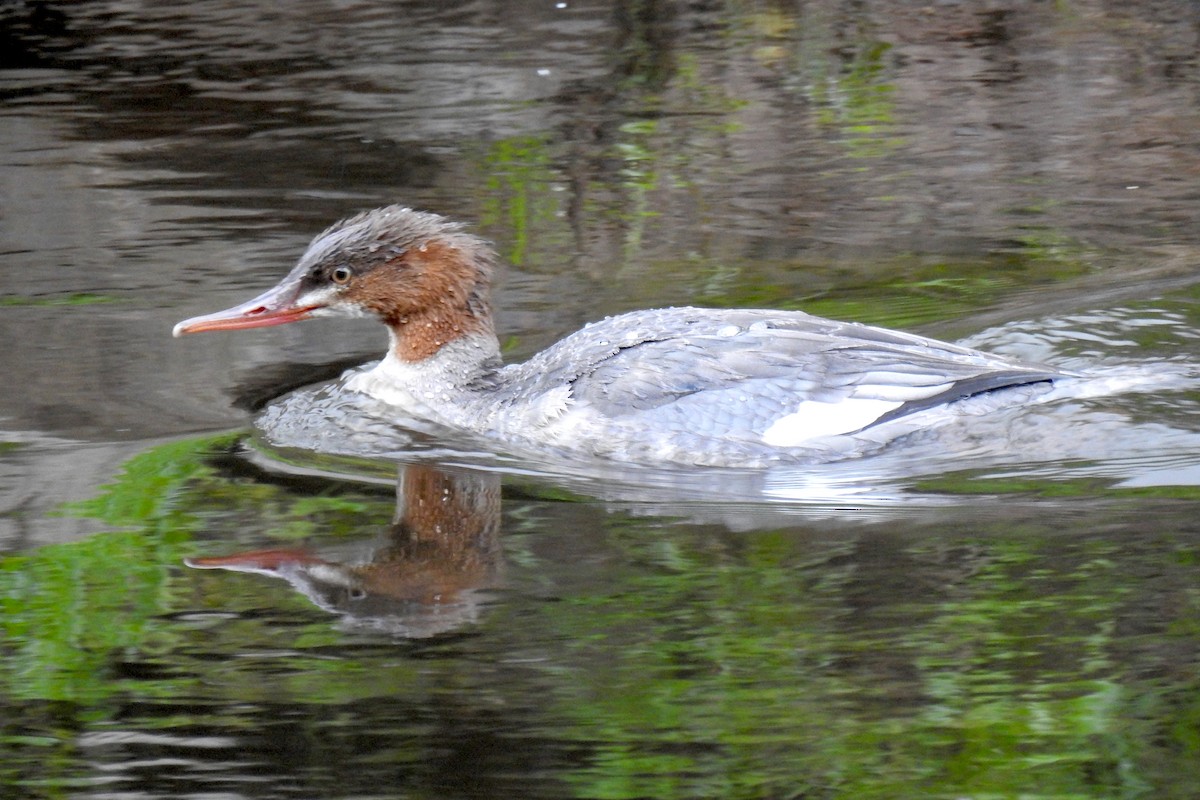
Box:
173 206 497 360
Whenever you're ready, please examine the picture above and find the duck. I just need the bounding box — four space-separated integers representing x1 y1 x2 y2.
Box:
173 205 1067 467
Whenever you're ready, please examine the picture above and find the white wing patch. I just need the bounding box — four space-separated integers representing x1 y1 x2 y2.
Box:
762 398 904 447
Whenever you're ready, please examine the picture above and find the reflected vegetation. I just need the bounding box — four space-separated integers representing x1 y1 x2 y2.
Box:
0 437 1198 796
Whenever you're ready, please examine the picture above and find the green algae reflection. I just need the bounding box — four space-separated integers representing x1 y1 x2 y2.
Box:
528 524 1160 798
0 434 397 706
2 434 1200 798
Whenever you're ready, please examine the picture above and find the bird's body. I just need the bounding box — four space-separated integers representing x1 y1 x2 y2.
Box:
175 206 1065 467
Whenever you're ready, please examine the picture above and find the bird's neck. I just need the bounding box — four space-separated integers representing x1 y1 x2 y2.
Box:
382 324 502 386
385 302 497 363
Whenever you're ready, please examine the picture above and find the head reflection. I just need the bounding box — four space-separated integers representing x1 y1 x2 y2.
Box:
187 464 502 638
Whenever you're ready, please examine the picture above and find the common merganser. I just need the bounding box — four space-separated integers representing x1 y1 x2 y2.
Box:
174 206 1066 467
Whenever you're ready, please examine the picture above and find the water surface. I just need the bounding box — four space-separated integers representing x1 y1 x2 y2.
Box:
3 1 1200 797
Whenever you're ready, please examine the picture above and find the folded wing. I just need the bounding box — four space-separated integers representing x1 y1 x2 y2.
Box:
516 308 1061 444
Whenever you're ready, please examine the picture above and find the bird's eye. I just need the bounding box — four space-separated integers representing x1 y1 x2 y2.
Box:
331 266 352 285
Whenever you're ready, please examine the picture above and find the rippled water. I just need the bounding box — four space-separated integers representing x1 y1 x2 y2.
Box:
3 1 1200 798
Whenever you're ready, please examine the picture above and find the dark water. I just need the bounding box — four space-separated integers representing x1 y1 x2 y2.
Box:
4 1 1200 797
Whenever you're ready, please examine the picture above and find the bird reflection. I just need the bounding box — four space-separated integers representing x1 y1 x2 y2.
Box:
187 464 502 638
